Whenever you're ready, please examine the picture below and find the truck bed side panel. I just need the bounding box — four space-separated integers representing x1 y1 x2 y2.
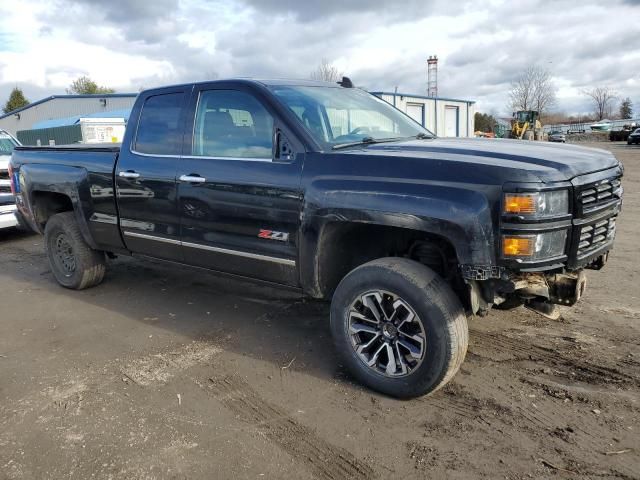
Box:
12 148 126 252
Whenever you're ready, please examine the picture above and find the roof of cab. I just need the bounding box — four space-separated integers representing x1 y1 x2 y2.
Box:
139 78 341 95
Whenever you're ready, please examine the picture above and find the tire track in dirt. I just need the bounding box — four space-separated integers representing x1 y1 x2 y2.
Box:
442 331 640 479
470 330 639 386
207 375 376 480
120 341 222 386
426 378 640 479
426 386 515 438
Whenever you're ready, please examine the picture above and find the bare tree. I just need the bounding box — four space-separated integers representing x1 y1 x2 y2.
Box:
582 87 618 120
310 59 343 83
508 65 557 116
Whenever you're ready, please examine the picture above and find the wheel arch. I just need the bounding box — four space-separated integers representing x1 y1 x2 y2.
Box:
301 217 465 300
21 164 97 249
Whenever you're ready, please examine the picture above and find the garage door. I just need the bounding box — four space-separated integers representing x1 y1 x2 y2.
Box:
444 106 458 137
406 103 424 126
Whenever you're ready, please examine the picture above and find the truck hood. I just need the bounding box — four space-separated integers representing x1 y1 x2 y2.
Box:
342 137 619 183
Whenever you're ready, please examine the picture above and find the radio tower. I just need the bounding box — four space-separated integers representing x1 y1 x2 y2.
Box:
427 55 438 98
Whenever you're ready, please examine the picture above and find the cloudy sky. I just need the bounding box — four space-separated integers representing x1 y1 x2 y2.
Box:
1 0 639 116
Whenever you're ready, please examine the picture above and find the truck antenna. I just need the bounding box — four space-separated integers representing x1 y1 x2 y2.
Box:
338 77 353 88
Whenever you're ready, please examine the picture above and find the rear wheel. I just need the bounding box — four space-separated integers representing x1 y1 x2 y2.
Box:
330 258 468 399
44 212 106 289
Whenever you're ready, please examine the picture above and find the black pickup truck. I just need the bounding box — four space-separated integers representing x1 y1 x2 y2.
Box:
9 79 623 398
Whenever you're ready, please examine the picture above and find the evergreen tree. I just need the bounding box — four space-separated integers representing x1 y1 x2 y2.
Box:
2 87 29 114
619 97 633 119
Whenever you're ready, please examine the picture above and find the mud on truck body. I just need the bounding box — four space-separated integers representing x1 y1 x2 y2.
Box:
9 78 623 398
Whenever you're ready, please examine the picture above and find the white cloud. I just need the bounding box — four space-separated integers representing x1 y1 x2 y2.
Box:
1 0 639 116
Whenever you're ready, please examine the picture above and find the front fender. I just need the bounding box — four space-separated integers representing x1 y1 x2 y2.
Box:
299 183 497 296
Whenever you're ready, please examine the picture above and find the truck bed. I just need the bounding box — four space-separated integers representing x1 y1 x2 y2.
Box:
11 143 124 252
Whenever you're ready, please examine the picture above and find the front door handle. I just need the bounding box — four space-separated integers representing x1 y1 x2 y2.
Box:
179 174 206 183
119 171 140 179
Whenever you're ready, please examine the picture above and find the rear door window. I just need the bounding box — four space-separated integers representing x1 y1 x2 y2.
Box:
135 92 185 155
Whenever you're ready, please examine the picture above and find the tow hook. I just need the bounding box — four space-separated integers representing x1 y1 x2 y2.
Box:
525 299 561 320
513 271 587 320
548 271 587 306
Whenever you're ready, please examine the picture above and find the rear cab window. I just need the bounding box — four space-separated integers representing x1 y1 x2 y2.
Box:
134 92 185 155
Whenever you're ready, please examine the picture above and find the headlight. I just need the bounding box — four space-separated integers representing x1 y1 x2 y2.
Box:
502 230 567 261
503 190 569 217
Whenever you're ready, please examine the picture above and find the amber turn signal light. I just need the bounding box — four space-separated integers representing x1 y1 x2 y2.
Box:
504 194 536 214
502 236 534 257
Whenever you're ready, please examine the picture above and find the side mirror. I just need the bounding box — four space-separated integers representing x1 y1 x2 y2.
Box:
274 129 293 162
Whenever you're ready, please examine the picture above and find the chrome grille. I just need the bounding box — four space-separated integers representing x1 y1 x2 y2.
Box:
579 177 622 212
578 217 616 256
0 170 8 180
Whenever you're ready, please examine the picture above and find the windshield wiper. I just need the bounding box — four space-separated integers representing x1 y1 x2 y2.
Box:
332 136 405 150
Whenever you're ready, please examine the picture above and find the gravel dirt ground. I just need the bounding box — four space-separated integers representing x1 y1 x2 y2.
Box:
1 142 639 480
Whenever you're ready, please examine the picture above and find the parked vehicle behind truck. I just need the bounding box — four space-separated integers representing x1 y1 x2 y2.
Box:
10 78 623 398
0 129 25 230
609 124 638 142
627 128 640 145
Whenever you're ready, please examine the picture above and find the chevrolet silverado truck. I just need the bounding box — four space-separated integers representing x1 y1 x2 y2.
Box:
9 79 623 398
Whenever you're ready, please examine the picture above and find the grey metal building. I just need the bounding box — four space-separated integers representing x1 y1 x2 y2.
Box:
0 94 137 136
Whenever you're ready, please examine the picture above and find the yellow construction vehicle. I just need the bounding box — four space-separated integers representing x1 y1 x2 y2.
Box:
511 110 543 140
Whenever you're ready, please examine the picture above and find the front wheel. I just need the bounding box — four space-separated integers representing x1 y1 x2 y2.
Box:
44 212 106 289
330 258 468 399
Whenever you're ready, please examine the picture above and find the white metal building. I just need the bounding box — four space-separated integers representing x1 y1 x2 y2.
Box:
0 94 138 136
371 91 475 137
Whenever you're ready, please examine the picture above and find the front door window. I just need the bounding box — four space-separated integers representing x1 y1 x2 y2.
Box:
192 90 274 159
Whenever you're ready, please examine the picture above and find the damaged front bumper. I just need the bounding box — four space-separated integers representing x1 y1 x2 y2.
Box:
467 261 603 319
499 271 587 306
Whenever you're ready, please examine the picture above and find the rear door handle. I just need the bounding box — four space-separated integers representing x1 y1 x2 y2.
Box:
179 174 206 183
119 171 140 179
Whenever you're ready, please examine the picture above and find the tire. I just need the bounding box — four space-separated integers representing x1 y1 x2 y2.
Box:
330 258 468 399
44 212 106 290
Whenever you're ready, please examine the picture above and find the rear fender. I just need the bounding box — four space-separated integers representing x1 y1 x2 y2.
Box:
20 164 97 249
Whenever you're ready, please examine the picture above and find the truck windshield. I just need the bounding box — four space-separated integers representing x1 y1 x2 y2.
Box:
270 86 434 149
0 136 18 155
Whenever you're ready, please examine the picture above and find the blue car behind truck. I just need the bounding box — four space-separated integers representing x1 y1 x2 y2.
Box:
9 78 623 398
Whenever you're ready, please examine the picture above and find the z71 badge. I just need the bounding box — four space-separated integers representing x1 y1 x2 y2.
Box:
258 229 289 242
